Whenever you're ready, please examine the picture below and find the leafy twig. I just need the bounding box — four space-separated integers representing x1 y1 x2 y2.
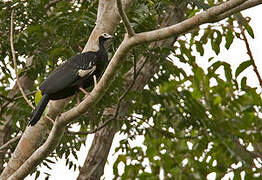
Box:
241 27 262 88
10 10 35 109
116 0 135 36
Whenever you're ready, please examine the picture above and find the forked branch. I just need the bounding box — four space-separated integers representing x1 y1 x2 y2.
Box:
116 0 135 36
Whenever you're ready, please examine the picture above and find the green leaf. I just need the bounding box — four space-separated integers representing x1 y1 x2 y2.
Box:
235 60 252 78
225 30 234 49
223 63 232 81
214 95 222 105
34 171 40 180
244 23 254 38
34 90 42 105
211 31 222 55
195 41 204 56
241 77 247 89
118 154 127 164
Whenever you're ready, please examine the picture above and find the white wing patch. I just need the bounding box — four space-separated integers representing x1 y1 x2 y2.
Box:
78 66 96 77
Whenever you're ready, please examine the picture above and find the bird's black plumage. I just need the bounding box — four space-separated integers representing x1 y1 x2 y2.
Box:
29 33 112 126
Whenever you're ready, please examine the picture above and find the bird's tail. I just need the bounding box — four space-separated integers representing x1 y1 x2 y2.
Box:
28 94 49 126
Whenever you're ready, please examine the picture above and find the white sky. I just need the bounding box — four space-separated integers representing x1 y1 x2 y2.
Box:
24 5 262 180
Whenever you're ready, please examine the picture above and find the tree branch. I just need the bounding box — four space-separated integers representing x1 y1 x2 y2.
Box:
44 0 62 9
0 135 21 152
127 0 246 45
0 91 36 116
241 27 262 88
211 0 262 22
116 0 135 36
0 94 13 102
10 10 34 110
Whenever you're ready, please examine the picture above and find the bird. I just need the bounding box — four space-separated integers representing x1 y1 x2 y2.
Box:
28 33 112 126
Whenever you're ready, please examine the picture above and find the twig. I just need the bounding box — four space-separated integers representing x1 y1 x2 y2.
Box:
13 91 37 101
10 10 35 109
241 27 262 88
0 135 22 152
0 94 13 102
44 0 62 9
67 50 148 135
0 91 37 116
116 0 135 36
0 102 9 116
0 91 37 102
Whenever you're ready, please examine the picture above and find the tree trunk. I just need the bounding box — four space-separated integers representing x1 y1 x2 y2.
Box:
77 4 186 179
0 56 34 173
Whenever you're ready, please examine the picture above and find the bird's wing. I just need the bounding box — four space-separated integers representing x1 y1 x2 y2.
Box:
40 53 97 94
39 62 79 94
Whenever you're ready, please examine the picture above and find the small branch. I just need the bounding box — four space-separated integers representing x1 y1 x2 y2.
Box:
0 94 13 102
116 0 135 36
0 102 9 116
241 27 262 88
44 0 62 9
66 117 114 135
13 91 37 101
0 91 36 116
10 10 35 110
0 91 36 102
0 135 22 152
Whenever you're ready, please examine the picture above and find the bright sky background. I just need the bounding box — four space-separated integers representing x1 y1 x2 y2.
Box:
24 5 262 180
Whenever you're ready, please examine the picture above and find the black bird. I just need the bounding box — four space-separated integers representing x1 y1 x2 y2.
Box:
29 33 112 126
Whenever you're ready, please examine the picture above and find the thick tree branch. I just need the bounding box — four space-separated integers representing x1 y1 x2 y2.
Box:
128 0 246 45
10 10 34 110
5 0 258 178
116 0 135 36
211 0 262 22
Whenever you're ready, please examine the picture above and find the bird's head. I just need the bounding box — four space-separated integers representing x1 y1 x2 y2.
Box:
99 33 112 44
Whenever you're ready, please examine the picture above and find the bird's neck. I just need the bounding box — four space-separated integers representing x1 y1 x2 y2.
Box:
98 42 107 56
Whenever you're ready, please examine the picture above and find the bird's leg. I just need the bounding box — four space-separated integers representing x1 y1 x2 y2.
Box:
79 87 90 97
93 75 97 87
45 115 55 124
76 93 80 104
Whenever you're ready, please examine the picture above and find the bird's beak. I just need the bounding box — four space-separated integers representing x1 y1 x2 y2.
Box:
107 34 113 39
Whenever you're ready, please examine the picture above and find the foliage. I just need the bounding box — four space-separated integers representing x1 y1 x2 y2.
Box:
0 0 261 179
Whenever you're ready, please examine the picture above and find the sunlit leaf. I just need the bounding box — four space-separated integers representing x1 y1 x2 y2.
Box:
235 60 252 78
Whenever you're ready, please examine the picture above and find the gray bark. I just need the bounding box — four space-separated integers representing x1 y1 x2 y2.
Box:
77 4 186 179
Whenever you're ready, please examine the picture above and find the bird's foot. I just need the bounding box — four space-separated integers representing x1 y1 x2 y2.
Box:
93 75 97 87
45 115 55 124
79 87 90 97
